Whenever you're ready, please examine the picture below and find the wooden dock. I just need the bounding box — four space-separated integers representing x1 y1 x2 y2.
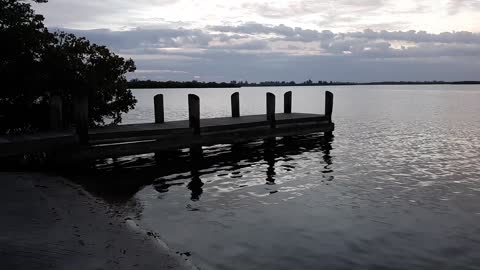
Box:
0 91 334 161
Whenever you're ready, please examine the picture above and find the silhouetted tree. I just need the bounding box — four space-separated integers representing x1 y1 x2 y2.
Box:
0 0 136 134
44 32 136 126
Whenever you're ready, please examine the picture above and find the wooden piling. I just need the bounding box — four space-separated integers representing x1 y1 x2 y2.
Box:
284 91 292 114
325 91 333 123
266 92 276 128
231 92 240 118
188 94 200 134
49 95 63 130
154 94 164 124
74 93 89 144
325 91 334 137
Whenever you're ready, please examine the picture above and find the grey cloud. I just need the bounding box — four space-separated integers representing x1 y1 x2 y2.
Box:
35 0 179 27
243 0 386 19
350 29 480 44
131 50 480 82
448 0 480 14
210 23 480 45
64 25 480 58
217 34 250 42
210 23 335 42
63 24 480 82
60 27 213 51
210 40 271 51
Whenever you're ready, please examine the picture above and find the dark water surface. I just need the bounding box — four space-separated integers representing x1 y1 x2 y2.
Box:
94 86 480 269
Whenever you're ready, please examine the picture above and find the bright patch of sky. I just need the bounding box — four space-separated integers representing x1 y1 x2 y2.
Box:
35 0 480 32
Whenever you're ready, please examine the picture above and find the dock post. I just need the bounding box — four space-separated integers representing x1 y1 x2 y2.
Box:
231 92 240 118
188 94 200 135
325 91 333 123
325 91 334 137
74 93 89 144
284 91 292 114
49 95 63 130
266 92 276 128
154 94 164 124
153 94 165 161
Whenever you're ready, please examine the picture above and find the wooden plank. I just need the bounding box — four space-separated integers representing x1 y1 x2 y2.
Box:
87 113 328 144
231 92 240 118
68 121 335 161
200 113 326 132
154 94 164 124
0 112 332 157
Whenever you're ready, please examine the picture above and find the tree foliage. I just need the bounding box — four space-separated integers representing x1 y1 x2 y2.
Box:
0 0 136 134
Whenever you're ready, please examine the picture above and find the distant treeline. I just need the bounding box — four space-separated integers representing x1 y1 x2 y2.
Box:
128 79 480 89
128 79 238 88
354 81 480 85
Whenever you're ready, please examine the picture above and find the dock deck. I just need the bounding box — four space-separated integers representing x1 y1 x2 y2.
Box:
89 113 328 144
0 91 334 161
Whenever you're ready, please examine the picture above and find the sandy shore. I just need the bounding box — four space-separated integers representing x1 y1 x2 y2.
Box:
0 172 196 270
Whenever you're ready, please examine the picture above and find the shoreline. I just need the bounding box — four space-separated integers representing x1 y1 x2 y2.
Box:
0 172 197 270
128 82 480 90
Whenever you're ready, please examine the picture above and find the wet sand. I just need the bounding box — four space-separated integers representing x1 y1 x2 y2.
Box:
0 172 196 270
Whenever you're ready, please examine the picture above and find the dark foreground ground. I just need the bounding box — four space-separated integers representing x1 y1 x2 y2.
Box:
0 172 196 270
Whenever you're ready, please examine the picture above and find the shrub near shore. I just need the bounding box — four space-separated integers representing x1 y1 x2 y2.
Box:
0 0 137 134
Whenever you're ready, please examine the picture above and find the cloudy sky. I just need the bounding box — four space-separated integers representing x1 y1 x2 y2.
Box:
34 0 480 82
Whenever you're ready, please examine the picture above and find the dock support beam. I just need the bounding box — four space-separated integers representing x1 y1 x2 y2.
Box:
74 93 89 144
266 92 276 128
188 94 200 135
231 92 240 118
49 95 63 130
154 94 164 124
325 91 334 137
284 91 292 114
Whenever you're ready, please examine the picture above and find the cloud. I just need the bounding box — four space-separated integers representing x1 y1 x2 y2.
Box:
448 0 480 15
59 22 480 82
34 0 480 34
60 27 213 51
209 23 335 43
242 0 387 19
34 0 181 28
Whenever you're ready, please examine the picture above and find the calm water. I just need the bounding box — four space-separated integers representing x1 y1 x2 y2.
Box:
96 85 480 269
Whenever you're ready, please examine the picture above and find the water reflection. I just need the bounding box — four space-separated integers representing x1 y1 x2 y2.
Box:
65 133 334 204
319 135 334 181
264 138 276 185
188 146 204 201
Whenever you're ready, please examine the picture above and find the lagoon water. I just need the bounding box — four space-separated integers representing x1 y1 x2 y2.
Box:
97 85 480 269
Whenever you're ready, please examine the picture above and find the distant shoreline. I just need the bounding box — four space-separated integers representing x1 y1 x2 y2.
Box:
128 80 480 89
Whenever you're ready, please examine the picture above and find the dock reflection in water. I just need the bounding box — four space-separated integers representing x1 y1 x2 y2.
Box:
71 133 334 205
